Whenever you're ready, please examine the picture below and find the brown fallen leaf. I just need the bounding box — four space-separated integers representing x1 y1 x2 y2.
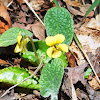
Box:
12 22 26 29
0 59 12 66
62 73 72 98
0 0 11 34
76 88 90 100
69 43 85 65
29 0 44 10
66 52 76 67
66 4 94 17
86 18 100 31
74 21 100 54
17 11 27 24
88 76 100 90
31 22 45 40
63 0 82 7
1 0 12 6
17 0 29 4
66 62 88 84
62 73 77 100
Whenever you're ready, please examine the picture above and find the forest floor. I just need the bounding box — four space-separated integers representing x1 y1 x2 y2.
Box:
0 0 100 100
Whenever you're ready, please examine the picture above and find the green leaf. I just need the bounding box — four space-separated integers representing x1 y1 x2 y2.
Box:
0 66 40 89
22 51 37 64
40 58 64 98
84 68 92 78
53 0 60 7
0 27 32 47
44 7 74 45
22 40 51 64
51 95 58 100
84 0 100 17
59 52 68 67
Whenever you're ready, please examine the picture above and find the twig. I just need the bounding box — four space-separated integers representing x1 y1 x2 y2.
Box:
82 0 85 5
0 57 43 99
7 0 13 7
24 0 44 26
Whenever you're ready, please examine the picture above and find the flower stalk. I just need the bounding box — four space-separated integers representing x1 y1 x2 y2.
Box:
27 36 39 64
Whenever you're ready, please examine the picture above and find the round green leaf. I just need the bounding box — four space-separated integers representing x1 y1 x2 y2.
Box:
44 7 74 45
40 58 64 98
0 27 32 47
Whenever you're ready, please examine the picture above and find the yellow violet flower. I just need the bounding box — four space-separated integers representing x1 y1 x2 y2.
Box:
17 31 22 44
45 34 68 58
14 31 29 53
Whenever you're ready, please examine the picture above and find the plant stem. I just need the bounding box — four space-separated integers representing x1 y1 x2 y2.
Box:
53 0 60 7
73 34 82 49
27 36 39 65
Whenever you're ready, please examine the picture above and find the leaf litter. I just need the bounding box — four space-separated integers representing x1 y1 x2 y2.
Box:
0 0 100 100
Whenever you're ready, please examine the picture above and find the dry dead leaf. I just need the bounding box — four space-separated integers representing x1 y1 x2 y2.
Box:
63 0 82 7
62 73 77 100
71 78 77 100
88 76 100 90
62 73 72 98
67 4 94 17
1 0 12 6
74 20 100 55
29 0 44 10
66 62 88 84
12 22 26 29
76 88 90 100
17 11 27 24
31 22 45 40
66 52 76 67
17 0 29 4
0 0 11 34
86 51 100 75
0 59 12 66
69 43 85 65
86 18 100 31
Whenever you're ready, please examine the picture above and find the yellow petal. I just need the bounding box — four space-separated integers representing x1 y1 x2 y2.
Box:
18 31 22 35
54 34 65 44
17 35 22 44
47 46 54 58
45 36 56 46
47 46 61 58
51 49 61 58
57 44 68 53
22 38 29 46
15 38 29 53
14 44 22 53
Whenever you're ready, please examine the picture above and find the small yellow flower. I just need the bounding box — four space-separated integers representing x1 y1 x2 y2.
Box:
14 31 29 53
17 31 22 44
45 34 68 58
